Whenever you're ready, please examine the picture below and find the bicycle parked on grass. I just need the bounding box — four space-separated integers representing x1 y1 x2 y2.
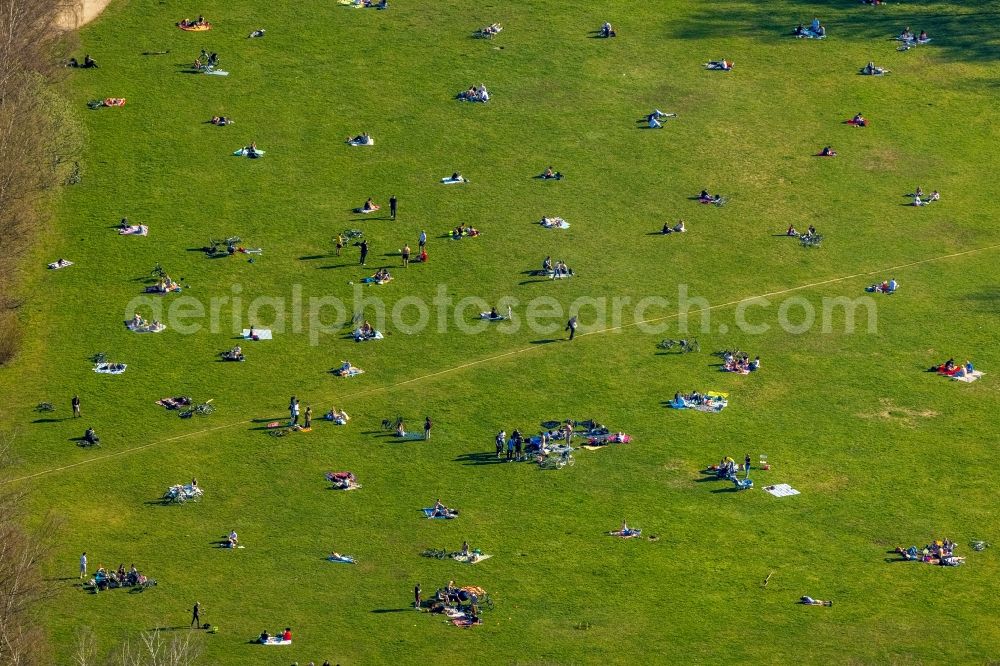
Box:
179 400 215 419
657 338 700 353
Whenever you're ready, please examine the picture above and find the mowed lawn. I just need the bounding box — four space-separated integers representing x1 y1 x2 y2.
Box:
3 0 1000 663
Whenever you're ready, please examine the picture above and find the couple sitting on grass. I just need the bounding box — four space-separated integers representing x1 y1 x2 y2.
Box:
354 320 382 340
786 224 817 237
861 61 889 76
599 22 616 38
698 190 726 205
429 499 458 518
221 345 245 361
324 406 350 424
911 186 940 206
364 268 392 284
126 313 165 333
540 216 569 229
897 27 929 43
866 278 898 294
451 223 480 238
662 220 686 234
346 132 373 146
326 471 360 490
793 18 825 38
256 628 292 644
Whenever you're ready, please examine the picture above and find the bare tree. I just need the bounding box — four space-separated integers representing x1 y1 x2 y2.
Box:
71 628 202 666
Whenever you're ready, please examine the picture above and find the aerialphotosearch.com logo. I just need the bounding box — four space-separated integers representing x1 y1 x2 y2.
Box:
125 283 878 345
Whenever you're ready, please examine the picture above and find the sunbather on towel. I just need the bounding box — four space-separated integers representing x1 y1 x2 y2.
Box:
211 116 233 126
247 28 265 38
705 59 733 70
430 499 457 518
819 146 837 157
347 133 373 146
541 166 563 180
48 258 73 269
800 596 832 606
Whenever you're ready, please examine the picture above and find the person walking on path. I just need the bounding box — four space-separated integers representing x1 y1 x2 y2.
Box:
418 230 427 251
565 315 578 340
402 244 410 268
389 195 398 220
359 239 369 266
413 583 421 609
304 405 312 429
79 552 87 579
72 395 81 418
191 601 201 628
424 416 432 440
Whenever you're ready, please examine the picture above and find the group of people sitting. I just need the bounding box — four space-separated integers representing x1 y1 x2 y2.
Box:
118 218 147 235
793 18 826 38
698 190 725 205
661 220 686 234
425 582 483 625
193 50 220 69
126 313 165 333
861 61 889 76
346 133 373 146
895 539 963 566
68 55 98 68
722 352 760 374
256 628 292 644
705 59 733 70
866 278 898 294
451 223 480 238
669 390 727 410
366 268 392 284
934 358 976 378
457 85 489 102
912 186 940 206
786 224 818 237
476 23 502 38
354 320 382 341
211 116 233 126
221 346 245 361
599 22 616 38
541 256 573 278
709 456 747 480
89 563 149 591
177 16 210 29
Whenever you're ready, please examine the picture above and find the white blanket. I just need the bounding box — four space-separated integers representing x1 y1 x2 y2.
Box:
953 371 984 383
242 329 273 340
48 260 73 269
441 176 467 184
94 363 127 374
764 483 800 497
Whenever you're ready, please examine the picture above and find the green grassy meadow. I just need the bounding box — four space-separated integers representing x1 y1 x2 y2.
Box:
3 0 1000 663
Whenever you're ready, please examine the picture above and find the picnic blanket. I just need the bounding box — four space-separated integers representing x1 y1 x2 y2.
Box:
540 217 569 229
797 28 825 39
178 24 212 31
669 392 728 412
47 259 73 269
441 176 467 184
260 638 291 646
353 329 384 341
764 484 800 498
478 313 507 321
451 552 492 564
118 225 148 236
203 69 229 76
327 554 356 563
94 363 126 374
242 329 272 340
347 138 374 146
233 148 264 157
422 508 457 519
952 371 984 383
333 366 364 377
607 529 642 539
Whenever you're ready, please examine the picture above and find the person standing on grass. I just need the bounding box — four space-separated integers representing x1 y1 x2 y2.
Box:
414 583 421 609
304 405 312 429
514 430 523 461
79 552 87 579
72 395 81 418
359 239 369 266
389 195 397 220
418 230 427 252
495 430 505 459
402 244 410 268
565 315 578 340
424 416 431 440
506 435 514 461
290 397 300 425
745 453 752 475
335 234 344 257
191 601 201 627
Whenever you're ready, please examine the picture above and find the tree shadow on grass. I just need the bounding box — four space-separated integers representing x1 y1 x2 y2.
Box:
667 1 1000 63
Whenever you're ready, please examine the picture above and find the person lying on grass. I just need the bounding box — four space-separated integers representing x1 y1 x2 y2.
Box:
861 61 889 75
705 59 733 70
211 116 232 126
819 146 837 157
849 113 867 127
346 132 373 145
800 596 832 606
